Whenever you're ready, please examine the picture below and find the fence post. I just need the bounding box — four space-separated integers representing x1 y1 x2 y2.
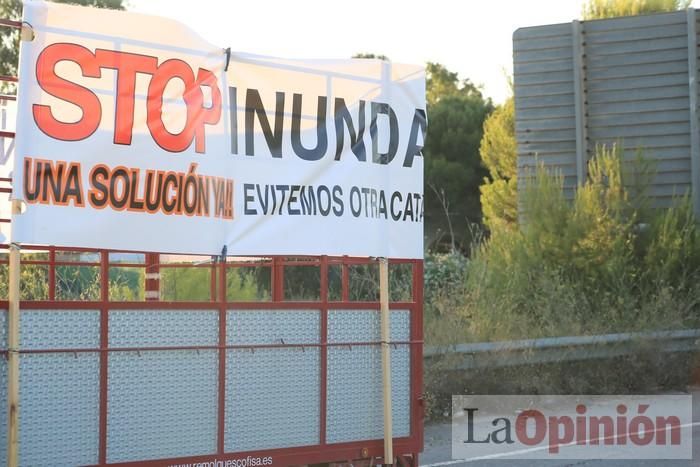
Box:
379 257 393 465
572 19 588 186
687 9 700 219
7 200 21 467
7 23 34 466
145 253 160 301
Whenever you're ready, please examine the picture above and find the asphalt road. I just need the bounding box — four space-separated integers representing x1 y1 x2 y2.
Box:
420 390 700 467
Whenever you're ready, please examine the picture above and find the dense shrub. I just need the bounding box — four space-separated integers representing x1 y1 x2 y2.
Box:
423 253 472 346
423 145 700 418
460 144 700 341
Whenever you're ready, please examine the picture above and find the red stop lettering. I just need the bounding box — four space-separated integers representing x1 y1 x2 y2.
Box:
33 43 102 141
147 58 199 153
95 49 158 146
194 68 222 153
32 44 222 154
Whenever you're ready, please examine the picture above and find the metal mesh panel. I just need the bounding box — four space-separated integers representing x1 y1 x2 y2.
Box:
0 292 419 463
328 309 410 343
225 348 320 451
109 309 218 347
0 359 4 467
0 309 6 347
326 310 411 443
20 354 100 466
22 309 100 349
327 345 410 443
225 310 320 451
0 310 6 465
107 350 218 463
11 310 100 466
107 311 219 463
228 309 320 344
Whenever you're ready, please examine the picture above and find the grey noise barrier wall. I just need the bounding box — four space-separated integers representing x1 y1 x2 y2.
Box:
513 9 700 213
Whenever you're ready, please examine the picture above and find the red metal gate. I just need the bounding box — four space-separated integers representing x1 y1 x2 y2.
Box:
0 248 424 466
0 21 424 464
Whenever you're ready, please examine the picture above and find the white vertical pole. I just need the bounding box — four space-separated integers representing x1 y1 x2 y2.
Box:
7 199 21 467
7 23 33 466
379 257 393 465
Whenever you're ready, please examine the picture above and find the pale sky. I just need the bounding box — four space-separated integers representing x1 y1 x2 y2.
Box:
129 0 700 104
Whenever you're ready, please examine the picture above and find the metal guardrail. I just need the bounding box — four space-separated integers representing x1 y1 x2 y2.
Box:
424 329 700 370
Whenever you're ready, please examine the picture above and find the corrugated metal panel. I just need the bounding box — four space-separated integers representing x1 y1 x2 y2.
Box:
591 122 690 139
514 23 577 198
587 61 688 80
586 36 687 55
588 109 690 127
585 21 686 42
587 86 689 104
515 117 575 132
514 10 699 209
587 48 688 68
515 59 574 75
518 153 576 167
587 96 689 116
587 73 688 93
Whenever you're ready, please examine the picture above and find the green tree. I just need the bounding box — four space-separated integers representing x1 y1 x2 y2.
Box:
350 58 493 252
426 62 483 106
353 59 493 251
582 0 690 19
479 96 517 231
0 0 125 81
423 63 493 252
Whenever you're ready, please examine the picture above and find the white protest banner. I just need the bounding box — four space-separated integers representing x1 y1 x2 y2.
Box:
10 1 426 258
